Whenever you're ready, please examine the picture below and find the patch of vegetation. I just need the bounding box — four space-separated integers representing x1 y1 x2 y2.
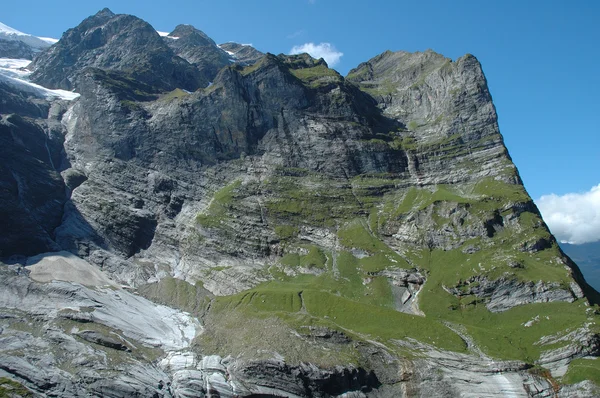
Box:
206 271 467 357
358 79 397 96
274 224 299 240
264 175 362 227
195 309 360 367
289 64 342 88
160 88 190 101
562 358 600 386
240 57 266 75
394 136 417 151
88 68 159 101
120 100 144 113
137 277 212 317
338 219 387 253
412 241 586 361
196 180 242 228
345 66 370 82
473 177 530 204
281 246 327 270
0 377 32 397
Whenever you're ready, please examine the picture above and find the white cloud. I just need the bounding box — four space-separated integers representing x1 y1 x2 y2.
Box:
536 184 600 244
289 42 343 67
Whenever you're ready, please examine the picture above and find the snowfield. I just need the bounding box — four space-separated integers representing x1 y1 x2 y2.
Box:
0 57 79 100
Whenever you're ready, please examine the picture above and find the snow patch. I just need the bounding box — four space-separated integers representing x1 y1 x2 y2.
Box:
0 22 24 35
0 57 79 100
0 21 54 50
217 44 236 56
38 37 59 44
157 30 179 40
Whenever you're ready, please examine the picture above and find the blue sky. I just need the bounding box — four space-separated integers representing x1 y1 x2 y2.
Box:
3 0 599 242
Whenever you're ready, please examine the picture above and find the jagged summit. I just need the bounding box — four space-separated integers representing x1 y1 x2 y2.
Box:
1 8 599 398
162 23 231 83
219 41 264 65
96 7 116 17
169 24 216 45
29 9 204 91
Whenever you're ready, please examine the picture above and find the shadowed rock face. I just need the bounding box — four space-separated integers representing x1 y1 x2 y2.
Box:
0 114 65 257
164 24 232 85
1 8 599 398
0 39 36 59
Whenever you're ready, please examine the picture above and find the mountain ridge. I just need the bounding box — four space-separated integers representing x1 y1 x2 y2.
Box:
0 8 599 397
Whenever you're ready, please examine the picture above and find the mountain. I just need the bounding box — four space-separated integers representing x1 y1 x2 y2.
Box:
561 241 600 292
0 21 55 59
29 8 204 91
219 42 265 65
1 9 599 397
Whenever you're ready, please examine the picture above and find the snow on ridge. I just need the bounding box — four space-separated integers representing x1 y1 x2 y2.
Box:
0 57 79 101
157 30 179 40
0 21 55 50
38 37 59 44
216 44 237 60
0 21 25 36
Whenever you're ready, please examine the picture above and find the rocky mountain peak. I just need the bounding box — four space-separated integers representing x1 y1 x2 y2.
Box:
96 7 116 18
218 42 264 65
279 52 330 69
30 9 203 91
169 24 215 46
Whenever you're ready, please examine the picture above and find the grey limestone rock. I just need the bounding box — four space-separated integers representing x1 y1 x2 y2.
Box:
29 8 203 92
219 42 265 65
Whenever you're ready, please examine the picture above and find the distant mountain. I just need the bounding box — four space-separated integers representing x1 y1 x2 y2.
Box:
561 241 600 292
219 42 265 65
0 21 55 59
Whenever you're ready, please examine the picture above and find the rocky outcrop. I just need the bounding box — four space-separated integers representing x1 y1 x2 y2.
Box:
448 275 584 312
29 8 203 91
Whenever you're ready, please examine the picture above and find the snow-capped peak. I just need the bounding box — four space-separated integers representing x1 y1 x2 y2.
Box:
0 21 24 35
0 21 56 50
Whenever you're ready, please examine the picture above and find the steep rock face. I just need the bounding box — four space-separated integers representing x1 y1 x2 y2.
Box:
0 80 51 118
164 24 232 84
1 9 600 397
29 8 203 91
0 112 66 257
0 39 36 59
